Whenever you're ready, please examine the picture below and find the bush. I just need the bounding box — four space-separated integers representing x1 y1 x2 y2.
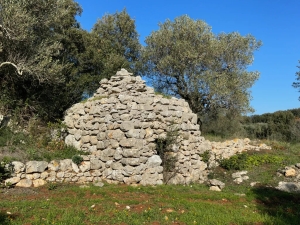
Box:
199 150 211 163
219 152 283 170
155 122 180 183
0 158 13 185
72 155 83 165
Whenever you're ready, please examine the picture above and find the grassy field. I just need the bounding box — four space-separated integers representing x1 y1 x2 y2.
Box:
1 126 300 224
1 181 300 225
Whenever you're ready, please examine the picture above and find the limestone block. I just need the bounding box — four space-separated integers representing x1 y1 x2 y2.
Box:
97 132 106 141
41 172 49 179
65 135 81 149
106 129 125 141
285 168 296 177
146 155 162 168
97 141 107 150
60 159 73 172
112 162 123 170
81 135 90 144
209 179 225 189
122 165 135 176
57 172 65 178
120 121 134 131
5 177 20 185
90 158 103 170
79 161 91 172
102 168 113 178
32 179 47 187
111 170 124 182
90 136 98 145
10 161 24 174
232 171 248 179
64 116 74 128
120 138 137 147
122 148 140 158
48 160 60 171
110 139 119 148
167 174 185 185
121 158 140 166
72 163 80 173
126 129 141 138
91 170 101 177
26 161 48 173
16 179 32 187
114 147 123 160
209 186 221 192
123 175 142 184
276 181 300 193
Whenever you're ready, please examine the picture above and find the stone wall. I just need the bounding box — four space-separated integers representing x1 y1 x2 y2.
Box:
3 69 271 188
4 138 270 187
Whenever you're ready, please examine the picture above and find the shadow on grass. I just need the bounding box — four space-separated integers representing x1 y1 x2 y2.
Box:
0 211 13 225
252 186 300 225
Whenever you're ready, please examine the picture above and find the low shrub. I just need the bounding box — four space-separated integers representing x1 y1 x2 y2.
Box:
219 152 284 170
0 158 13 186
72 155 83 165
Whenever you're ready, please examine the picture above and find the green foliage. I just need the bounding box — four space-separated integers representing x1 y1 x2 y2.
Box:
0 3 141 124
219 152 284 170
142 15 261 130
0 158 13 185
47 182 58 191
0 0 86 121
85 9 141 95
199 150 211 163
293 60 300 101
242 109 300 142
72 155 83 165
0 127 28 147
155 123 180 183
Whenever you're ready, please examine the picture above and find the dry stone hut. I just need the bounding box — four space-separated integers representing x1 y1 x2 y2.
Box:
64 69 210 185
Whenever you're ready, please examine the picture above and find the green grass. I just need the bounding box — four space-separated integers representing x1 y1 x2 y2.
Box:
0 127 86 163
1 183 300 224
1 126 300 224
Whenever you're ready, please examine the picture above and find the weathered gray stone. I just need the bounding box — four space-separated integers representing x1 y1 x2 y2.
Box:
90 158 102 170
209 179 225 189
209 186 221 192
48 160 60 171
60 159 73 172
120 121 134 131
276 182 300 193
12 161 25 173
120 138 136 147
5 177 20 185
146 155 162 168
122 148 140 158
16 179 32 187
79 161 91 172
106 129 124 141
121 158 140 166
26 161 48 173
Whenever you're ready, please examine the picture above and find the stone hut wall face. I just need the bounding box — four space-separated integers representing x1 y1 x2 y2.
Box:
63 69 208 185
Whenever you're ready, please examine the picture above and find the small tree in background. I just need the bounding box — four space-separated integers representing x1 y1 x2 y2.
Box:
293 60 300 101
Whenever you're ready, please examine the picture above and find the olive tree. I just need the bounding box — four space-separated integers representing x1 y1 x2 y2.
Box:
142 15 262 130
0 0 85 121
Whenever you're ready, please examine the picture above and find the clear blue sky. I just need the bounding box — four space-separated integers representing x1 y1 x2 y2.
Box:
75 0 300 115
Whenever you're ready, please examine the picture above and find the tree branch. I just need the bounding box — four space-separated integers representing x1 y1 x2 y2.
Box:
0 62 23 75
